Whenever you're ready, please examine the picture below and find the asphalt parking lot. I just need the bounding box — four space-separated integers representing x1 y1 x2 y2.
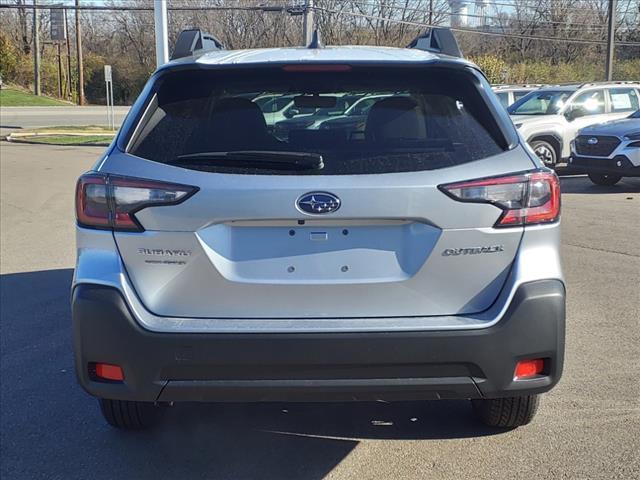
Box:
1 142 639 480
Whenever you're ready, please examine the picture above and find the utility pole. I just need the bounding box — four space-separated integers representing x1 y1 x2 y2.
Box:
57 43 63 98
154 0 169 67
33 0 41 96
429 0 433 25
303 0 314 45
605 0 617 81
64 8 73 100
75 0 85 105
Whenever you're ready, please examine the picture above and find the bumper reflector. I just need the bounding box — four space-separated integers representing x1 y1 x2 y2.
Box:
95 363 125 381
514 359 545 380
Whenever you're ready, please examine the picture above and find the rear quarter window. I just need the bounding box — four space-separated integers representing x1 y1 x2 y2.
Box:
128 66 507 175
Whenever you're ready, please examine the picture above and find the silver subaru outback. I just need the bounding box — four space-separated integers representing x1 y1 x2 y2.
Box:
72 29 564 430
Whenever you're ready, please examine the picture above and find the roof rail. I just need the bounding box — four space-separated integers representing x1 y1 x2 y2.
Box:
171 28 225 61
577 80 639 87
407 27 462 58
492 83 545 89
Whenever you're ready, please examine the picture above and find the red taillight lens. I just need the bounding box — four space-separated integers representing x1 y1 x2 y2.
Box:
94 363 125 382
282 64 352 72
76 174 111 229
514 359 545 380
76 173 197 231
439 170 560 227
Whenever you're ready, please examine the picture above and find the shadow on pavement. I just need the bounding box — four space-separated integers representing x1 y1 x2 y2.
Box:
1 268 505 480
559 175 640 194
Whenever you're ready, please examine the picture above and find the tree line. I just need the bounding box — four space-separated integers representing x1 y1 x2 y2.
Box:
1 0 638 105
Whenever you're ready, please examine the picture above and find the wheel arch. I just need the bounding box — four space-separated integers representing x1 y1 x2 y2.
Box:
527 133 563 160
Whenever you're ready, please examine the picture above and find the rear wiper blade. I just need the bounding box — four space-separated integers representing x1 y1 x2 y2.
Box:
173 150 323 170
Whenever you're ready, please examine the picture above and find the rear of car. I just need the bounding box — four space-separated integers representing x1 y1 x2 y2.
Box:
570 110 640 185
72 46 565 430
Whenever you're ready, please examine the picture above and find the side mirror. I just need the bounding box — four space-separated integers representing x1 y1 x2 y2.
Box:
564 107 578 122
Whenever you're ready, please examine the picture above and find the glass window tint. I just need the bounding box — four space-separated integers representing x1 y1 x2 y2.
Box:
608 88 639 112
129 67 507 175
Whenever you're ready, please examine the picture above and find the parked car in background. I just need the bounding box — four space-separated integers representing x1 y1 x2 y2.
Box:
509 82 640 168
570 109 640 185
318 94 393 137
256 94 300 130
493 84 543 108
273 94 363 140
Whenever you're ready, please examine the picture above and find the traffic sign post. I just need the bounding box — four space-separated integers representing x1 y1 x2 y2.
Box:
50 4 66 41
50 5 66 99
104 65 115 130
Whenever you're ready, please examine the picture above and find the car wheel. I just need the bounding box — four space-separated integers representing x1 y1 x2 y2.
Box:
471 395 539 428
99 398 162 429
530 140 557 167
587 173 621 186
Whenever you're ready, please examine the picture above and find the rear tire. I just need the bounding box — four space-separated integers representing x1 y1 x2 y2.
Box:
530 139 558 168
588 173 621 186
472 395 540 428
99 398 162 430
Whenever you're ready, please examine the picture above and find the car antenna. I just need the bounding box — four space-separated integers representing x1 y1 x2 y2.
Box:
407 27 463 58
171 29 225 60
307 29 324 49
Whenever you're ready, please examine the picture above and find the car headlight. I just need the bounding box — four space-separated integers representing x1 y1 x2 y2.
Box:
623 131 640 141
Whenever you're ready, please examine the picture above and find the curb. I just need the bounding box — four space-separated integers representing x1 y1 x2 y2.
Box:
4 131 114 147
4 136 111 147
7 131 114 138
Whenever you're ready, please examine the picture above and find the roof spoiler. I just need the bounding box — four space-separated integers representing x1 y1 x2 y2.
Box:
407 27 462 58
171 29 225 60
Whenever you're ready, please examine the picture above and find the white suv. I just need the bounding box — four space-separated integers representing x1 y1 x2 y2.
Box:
509 82 640 167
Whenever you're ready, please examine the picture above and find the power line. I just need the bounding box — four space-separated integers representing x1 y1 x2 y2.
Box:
336 0 637 29
0 3 292 12
337 0 612 29
3 1 637 45
312 5 640 46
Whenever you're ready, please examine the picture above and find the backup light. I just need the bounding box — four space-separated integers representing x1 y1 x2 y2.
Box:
439 170 560 227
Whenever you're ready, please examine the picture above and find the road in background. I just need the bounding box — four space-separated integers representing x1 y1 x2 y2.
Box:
0 106 130 134
1 142 639 479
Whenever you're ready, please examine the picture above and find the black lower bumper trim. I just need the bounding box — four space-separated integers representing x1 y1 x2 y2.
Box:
160 377 482 402
72 280 565 403
571 155 640 176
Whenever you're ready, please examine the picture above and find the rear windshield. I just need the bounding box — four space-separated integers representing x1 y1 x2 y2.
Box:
128 67 506 175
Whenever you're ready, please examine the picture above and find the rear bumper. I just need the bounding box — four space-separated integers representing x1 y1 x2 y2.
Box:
570 155 640 177
72 280 565 403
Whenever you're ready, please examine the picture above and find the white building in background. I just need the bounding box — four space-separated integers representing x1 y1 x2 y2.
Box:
448 0 469 27
475 0 491 28
449 0 494 29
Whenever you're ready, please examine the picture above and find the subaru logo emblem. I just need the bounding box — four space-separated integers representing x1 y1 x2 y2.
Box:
296 192 341 215
587 137 599 145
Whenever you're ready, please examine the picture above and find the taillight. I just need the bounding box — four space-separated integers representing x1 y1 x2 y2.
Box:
514 358 546 380
76 173 197 231
439 170 560 227
282 64 352 72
